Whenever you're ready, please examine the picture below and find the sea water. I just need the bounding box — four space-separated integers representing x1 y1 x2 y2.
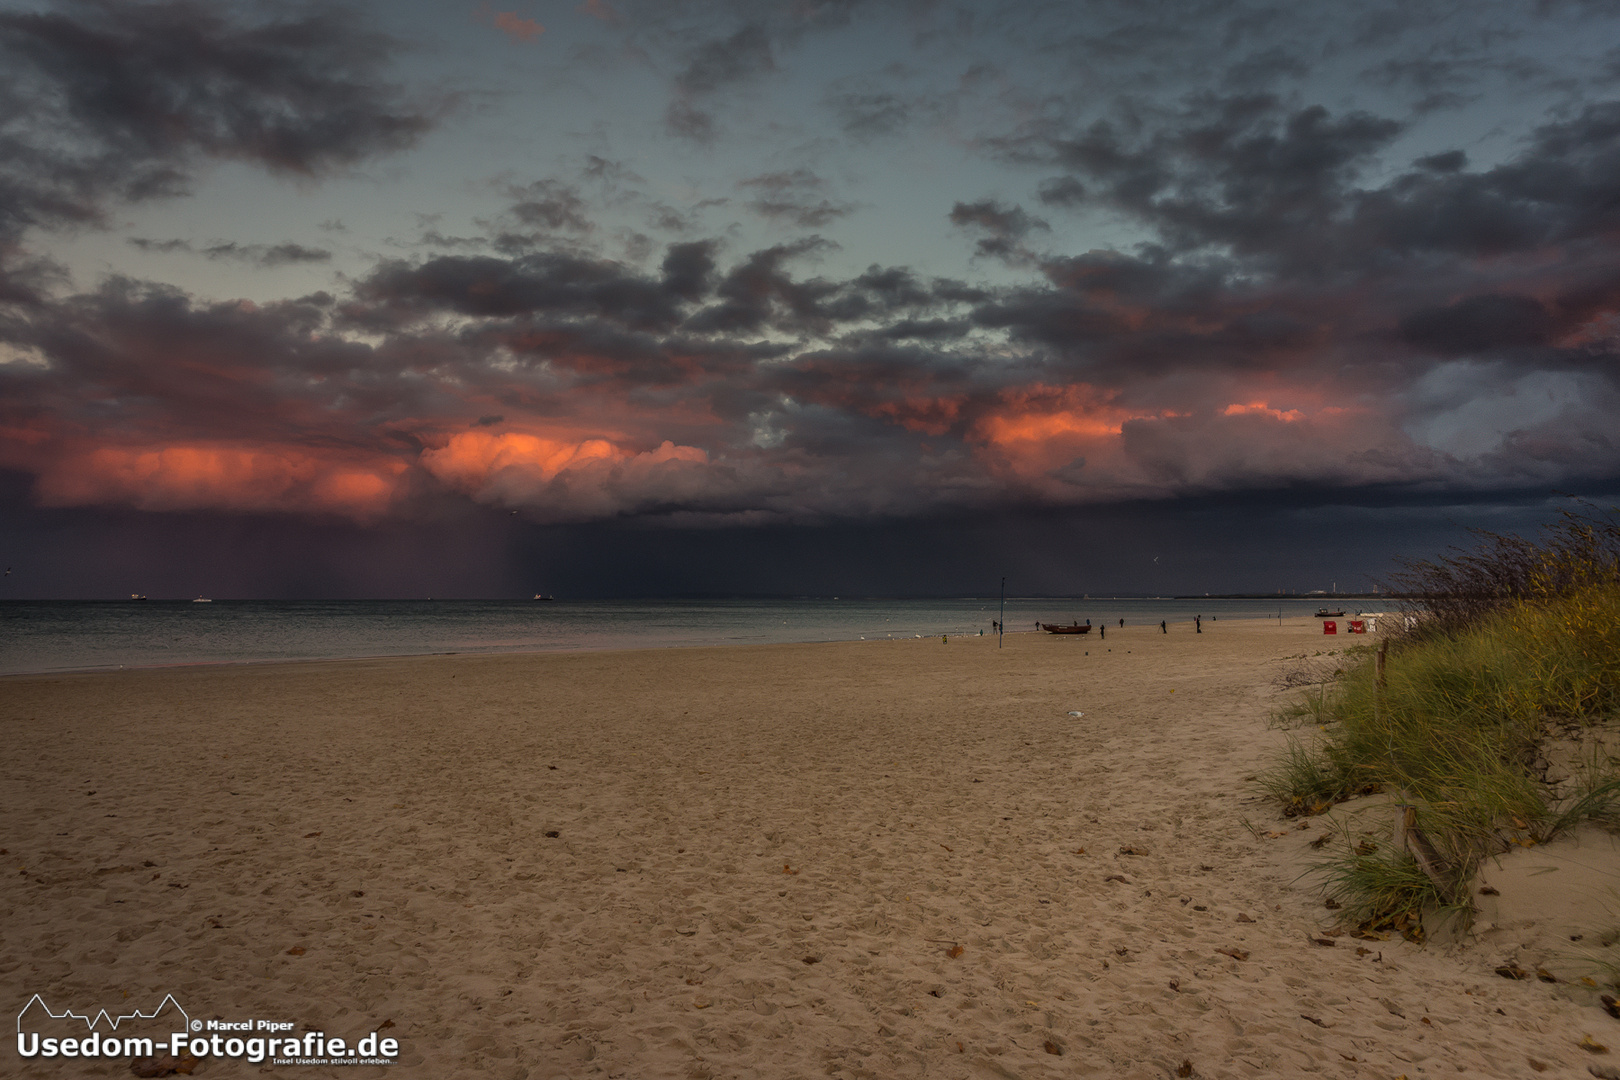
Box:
0 597 1352 676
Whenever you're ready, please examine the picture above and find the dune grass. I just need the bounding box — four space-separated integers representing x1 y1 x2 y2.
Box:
1309 827 1460 941
1387 504 1620 638
1264 508 1620 933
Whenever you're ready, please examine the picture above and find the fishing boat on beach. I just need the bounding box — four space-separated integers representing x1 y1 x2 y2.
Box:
1314 608 1345 618
1040 622 1091 634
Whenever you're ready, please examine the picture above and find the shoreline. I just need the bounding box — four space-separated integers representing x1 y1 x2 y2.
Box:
2 614 1314 681
0 599 1356 679
0 627 1049 681
4 622 1607 1078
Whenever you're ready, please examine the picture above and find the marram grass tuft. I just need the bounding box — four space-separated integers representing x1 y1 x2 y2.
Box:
1262 511 1620 933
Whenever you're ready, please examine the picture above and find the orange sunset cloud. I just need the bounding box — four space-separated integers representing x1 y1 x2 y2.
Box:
34 444 408 519
961 383 1168 491
420 430 708 510
973 383 1157 449
1222 401 1306 422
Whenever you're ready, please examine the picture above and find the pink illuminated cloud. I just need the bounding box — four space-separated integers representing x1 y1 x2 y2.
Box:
419 430 712 520
1222 401 1306 423
33 443 409 520
491 10 544 42
973 383 1158 451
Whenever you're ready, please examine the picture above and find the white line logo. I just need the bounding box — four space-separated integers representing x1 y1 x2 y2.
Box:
16 993 191 1061
15 993 399 1065
17 992 189 1034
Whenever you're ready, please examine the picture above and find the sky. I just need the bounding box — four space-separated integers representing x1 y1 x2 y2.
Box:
1 0 1617 598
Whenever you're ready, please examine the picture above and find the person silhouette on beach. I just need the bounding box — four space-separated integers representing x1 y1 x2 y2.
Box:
1195 615 1201 633
1160 620 1167 633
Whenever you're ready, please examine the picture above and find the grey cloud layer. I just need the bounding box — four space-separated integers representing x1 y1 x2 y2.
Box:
0 0 435 299
0 0 1616 526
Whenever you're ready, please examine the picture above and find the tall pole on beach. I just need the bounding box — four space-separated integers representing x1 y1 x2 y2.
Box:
999 576 1006 649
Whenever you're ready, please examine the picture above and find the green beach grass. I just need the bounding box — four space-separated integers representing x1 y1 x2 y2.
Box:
1261 508 1620 934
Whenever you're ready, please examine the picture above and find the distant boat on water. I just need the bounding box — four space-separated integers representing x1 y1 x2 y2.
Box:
1040 622 1091 635
129 593 146 601
532 593 555 601
192 596 212 603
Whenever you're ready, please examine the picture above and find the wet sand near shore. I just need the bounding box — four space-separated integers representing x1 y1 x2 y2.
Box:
2 619 1612 1078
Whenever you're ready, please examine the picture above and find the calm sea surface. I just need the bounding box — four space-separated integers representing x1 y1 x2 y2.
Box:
1 597 1355 676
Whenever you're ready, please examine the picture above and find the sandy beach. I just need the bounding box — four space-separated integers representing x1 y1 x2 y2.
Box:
3 618 1616 1079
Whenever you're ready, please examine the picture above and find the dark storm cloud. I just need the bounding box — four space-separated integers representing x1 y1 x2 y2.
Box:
965 249 1235 360
660 240 719 302
682 239 841 335
0 273 814 524
352 251 694 331
5 207 1617 532
0 229 982 527
0 0 438 253
965 83 1620 446
845 265 939 314
679 244 952 337
1391 100 1620 254
995 95 1404 267
1 276 381 449
1399 295 1557 356
3 0 1620 540
16 465 1616 601
1011 91 1620 279
347 240 956 393
765 340 982 435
